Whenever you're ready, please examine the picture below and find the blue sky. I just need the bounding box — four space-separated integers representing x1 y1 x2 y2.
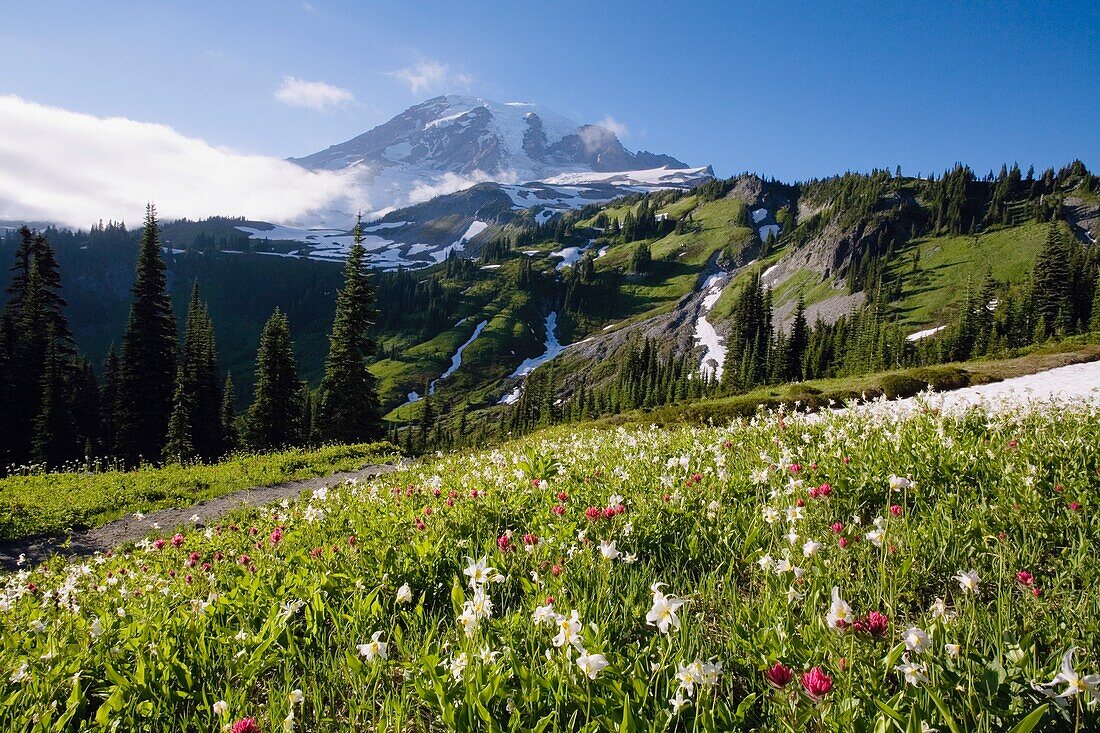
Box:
1 1 1097 224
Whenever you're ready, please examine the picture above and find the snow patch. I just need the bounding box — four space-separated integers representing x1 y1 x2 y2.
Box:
550 239 595 270
752 208 768 224
758 224 781 241
693 273 728 381
906 325 946 342
430 320 488 394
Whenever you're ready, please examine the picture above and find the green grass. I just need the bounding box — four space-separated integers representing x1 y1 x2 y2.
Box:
887 221 1050 327
1 393 1096 730
0 442 398 540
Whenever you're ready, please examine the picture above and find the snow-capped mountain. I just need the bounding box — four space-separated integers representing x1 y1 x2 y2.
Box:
292 95 691 191
233 95 711 269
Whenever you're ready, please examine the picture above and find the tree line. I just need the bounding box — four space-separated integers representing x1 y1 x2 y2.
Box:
0 206 384 473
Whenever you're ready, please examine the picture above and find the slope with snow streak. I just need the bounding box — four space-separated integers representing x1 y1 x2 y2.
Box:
429 320 489 395
499 312 566 404
693 273 728 381
550 239 596 271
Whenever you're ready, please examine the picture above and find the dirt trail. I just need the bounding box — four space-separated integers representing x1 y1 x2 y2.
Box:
0 463 401 571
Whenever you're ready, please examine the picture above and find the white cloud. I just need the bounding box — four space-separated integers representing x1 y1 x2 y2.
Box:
386 60 474 95
274 76 354 110
0 95 367 229
406 170 515 207
597 115 629 138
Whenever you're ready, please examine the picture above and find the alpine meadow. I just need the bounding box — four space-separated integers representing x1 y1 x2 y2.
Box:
1 2 1098 731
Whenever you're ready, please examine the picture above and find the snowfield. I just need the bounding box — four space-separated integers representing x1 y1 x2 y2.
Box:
692 273 728 381
906 325 947 342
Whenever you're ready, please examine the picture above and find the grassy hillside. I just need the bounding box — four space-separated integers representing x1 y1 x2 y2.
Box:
1 397 1095 730
0 442 397 540
887 221 1051 328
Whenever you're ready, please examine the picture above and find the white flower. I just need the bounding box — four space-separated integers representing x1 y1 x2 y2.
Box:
553 610 583 649
189 514 200 524
954 570 980 593
608 494 624 508
212 700 228 716
396 583 413 605
646 586 686 635
944 643 960 658
895 655 930 686
786 586 804 603
757 554 774 571
866 528 885 548
478 646 500 664
903 627 931 654
1036 648 1100 703
447 652 468 681
532 603 558 627
889 474 913 491
288 689 304 704
785 505 804 523
10 662 28 684
576 652 609 679
599 540 620 561
89 618 103 639
463 557 495 587
802 539 822 557
762 507 780 524
930 597 954 620
669 688 690 714
356 631 388 661
826 586 852 630
621 553 638 564
783 528 800 546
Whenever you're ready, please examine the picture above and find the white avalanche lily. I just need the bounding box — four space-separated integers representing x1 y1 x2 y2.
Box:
356 631 388 661
576 652 609 679
646 585 686 635
599 540 620 561
954 570 980 593
1037 648 1100 703
826 586 852 630
395 583 413 605
552 610 583 649
902 626 931 653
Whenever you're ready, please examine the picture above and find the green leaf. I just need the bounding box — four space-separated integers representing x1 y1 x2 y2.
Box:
926 690 962 733
874 698 904 724
1006 704 1049 733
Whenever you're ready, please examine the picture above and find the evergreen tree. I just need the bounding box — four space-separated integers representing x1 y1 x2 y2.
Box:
100 347 121 456
71 359 103 459
316 216 384 443
164 365 195 463
244 309 304 451
177 283 222 460
220 374 239 455
116 205 178 464
31 328 79 467
785 294 809 381
1 228 75 467
1029 224 1072 338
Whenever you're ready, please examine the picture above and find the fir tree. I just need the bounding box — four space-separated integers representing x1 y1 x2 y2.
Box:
1029 224 1072 338
164 365 195 463
100 347 121 456
31 328 79 467
244 309 304 451
220 374 239 455
178 283 222 460
316 216 384 443
116 205 178 464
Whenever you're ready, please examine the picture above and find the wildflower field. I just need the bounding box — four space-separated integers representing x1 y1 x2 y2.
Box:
1 395 1098 731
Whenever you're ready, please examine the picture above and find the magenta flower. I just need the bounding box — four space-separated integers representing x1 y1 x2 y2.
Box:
764 662 793 688
800 666 834 701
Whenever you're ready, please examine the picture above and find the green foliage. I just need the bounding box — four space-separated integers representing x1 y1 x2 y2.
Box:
115 205 178 465
244 309 305 451
0 442 397 540
0 405 1095 730
317 217 384 444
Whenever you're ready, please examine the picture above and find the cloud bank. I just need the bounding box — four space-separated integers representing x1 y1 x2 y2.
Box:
274 76 354 110
0 95 366 229
386 60 474 95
